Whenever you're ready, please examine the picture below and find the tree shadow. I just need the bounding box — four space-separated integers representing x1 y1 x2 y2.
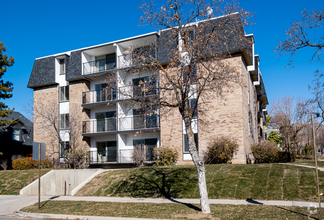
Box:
109 167 200 211
275 206 319 220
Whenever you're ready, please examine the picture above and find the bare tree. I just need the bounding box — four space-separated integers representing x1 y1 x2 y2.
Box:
114 0 253 213
31 100 87 168
275 7 323 67
270 95 311 154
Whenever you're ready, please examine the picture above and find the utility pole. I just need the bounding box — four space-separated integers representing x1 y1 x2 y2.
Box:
312 114 322 219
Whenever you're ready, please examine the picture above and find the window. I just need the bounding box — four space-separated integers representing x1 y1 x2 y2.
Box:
59 86 69 102
12 129 20 141
183 133 198 153
60 114 69 129
133 108 158 129
59 59 65 75
95 82 117 102
60 141 70 158
133 138 157 161
95 54 116 72
95 111 116 132
189 99 198 118
132 75 157 98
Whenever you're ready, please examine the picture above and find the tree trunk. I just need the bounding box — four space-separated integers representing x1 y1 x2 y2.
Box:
184 117 210 213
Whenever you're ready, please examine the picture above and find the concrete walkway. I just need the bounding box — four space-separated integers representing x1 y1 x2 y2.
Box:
280 162 324 171
2 195 324 219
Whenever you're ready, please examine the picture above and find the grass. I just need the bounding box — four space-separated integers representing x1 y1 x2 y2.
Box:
21 200 323 220
0 169 51 195
77 164 324 202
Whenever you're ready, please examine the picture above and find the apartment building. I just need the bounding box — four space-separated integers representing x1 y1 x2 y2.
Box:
28 13 268 166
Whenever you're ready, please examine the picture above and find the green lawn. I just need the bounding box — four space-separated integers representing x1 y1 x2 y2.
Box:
77 164 324 202
21 200 322 220
0 169 51 195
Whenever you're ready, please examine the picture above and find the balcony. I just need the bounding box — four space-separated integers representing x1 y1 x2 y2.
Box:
89 147 155 164
83 58 116 75
118 46 156 69
118 115 160 131
82 118 117 134
82 115 160 135
82 88 117 105
118 85 158 100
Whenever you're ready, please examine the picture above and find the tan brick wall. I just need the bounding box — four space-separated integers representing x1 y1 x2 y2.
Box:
160 56 256 164
33 85 60 159
69 80 90 151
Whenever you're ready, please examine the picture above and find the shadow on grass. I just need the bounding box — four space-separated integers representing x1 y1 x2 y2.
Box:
40 196 60 209
110 167 197 199
275 206 318 220
167 198 201 211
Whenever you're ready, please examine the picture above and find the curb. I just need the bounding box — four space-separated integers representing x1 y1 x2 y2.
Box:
15 210 161 220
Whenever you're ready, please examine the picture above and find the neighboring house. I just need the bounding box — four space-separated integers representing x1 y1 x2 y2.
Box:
0 112 33 168
265 123 281 139
27 13 268 166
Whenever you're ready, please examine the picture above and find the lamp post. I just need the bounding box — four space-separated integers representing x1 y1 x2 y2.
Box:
311 114 322 219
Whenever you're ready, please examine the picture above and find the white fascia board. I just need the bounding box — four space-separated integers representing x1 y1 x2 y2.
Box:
161 12 240 32
36 32 158 60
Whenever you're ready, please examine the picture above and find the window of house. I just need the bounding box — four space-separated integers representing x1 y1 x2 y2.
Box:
133 108 158 129
12 129 20 141
60 141 70 158
183 133 198 153
59 59 65 75
60 114 69 130
59 86 69 102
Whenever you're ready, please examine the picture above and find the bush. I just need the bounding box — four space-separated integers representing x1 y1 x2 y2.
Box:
62 149 89 169
252 141 279 163
12 157 52 170
132 145 146 167
154 146 179 166
252 140 296 163
205 137 239 164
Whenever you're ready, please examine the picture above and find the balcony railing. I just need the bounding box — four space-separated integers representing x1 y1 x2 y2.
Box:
82 118 117 134
82 88 117 104
83 59 116 75
118 115 160 131
89 147 155 164
118 85 158 100
118 48 156 69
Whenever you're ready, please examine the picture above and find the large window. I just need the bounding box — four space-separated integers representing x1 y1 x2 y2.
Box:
59 59 65 75
60 114 69 130
133 138 157 161
60 141 70 158
96 141 117 162
95 54 116 72
59 86 69 102
95 111 116 132
12 129 20 141
183 133 198 153
133 108 158 129
132 75 157 98
95 82 116 102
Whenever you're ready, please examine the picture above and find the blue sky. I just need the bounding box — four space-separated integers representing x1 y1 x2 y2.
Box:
1 0 323 116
